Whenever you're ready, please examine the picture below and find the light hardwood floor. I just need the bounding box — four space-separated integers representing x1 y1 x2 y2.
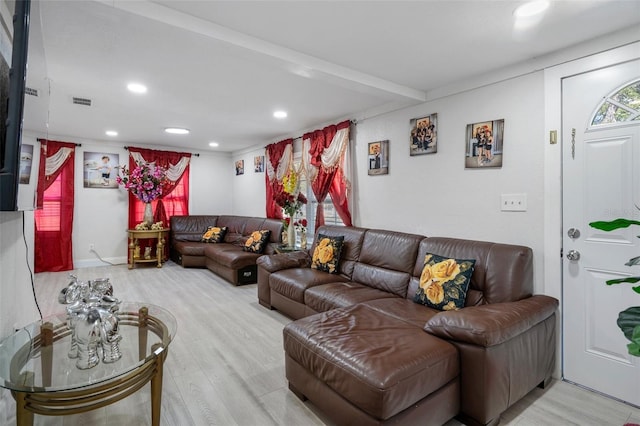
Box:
2 261 640 426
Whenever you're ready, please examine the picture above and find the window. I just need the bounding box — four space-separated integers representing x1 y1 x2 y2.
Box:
591 79 640 127
35 175 61 231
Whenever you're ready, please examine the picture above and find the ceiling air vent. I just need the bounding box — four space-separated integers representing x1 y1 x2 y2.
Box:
72 97 92 106
25 87 38 96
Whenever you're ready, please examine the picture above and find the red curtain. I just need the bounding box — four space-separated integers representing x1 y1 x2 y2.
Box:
306 120 352 230
265 138 293 219
35 140 76 272
126 147 191 229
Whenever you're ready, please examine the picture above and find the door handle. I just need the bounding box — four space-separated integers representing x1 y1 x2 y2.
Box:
566 250 580 261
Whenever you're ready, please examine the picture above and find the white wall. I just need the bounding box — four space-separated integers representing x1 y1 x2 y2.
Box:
352 72 546 292
231 147 268 217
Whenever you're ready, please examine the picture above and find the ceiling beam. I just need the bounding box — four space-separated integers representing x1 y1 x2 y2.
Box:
97 0 427 102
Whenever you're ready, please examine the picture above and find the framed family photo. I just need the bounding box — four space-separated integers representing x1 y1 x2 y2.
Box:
465 119 504 169
368 140 389 176
83 152 119 188
254 155 264 173
235 160 244 175
410 113 437 156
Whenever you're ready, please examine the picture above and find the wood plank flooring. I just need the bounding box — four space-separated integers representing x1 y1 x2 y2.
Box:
1 261 639 425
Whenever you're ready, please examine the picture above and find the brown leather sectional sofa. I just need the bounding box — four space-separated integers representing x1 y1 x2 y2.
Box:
256 225 558 426
169 215 283 285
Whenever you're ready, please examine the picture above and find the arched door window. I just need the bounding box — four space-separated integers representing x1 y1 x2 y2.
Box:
590 79 640 127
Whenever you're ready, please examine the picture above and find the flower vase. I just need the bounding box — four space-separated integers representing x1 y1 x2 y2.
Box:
287 225 296 248
143 203 154 226
300 229 307 249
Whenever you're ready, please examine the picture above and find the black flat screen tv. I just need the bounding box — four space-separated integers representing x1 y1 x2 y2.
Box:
0 0 30 211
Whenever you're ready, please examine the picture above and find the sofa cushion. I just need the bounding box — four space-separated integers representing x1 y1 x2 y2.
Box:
205 245 261 269
170 215 218 242
201 226 228 243
311 234 344 274
304 282 398 312
413 237 533 305
360 298 439 328
414 253 475 311
313 225 366 278
283 304 459 420
243 230 271 253
270 268 349 303
172 241 208 257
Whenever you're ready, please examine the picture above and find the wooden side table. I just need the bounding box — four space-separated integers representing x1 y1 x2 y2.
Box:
127 228 169 269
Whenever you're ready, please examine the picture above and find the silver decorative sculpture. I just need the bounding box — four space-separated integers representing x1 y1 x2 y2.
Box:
58 275 122 369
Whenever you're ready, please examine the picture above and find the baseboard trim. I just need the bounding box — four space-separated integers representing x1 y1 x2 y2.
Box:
74 256 128 268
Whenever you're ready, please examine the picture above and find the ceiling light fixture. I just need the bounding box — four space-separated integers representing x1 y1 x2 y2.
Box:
164 127 190 135
273 110 287 119
127 82 147 94
514 0 549 18
105 130 118 137
209 142 219 147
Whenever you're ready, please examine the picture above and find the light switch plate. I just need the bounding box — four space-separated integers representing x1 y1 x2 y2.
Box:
501 193 527 211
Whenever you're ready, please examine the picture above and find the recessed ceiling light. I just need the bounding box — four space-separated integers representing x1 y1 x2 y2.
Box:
127 83 147 94
514 0 549 18
105 130 118 137
273 110 287 119
164 127 190 135
209 142 219 147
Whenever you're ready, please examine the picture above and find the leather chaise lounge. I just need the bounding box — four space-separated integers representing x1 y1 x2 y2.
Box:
169 215 283 285
257 225 558 425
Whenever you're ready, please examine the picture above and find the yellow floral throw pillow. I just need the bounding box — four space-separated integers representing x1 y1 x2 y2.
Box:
243 230 271 253
311 234 344 274
413 253 475 311
201 226 228 243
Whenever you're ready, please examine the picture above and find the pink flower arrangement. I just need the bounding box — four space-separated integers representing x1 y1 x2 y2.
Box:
116 162 168 203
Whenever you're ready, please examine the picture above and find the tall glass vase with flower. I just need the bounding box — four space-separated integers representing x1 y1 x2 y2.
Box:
116 162 169 228
275 170 307 248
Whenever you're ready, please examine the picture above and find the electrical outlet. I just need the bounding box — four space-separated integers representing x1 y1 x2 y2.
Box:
89 243 94 252
501 193 527 212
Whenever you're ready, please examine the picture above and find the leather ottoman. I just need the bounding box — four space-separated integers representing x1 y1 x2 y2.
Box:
283 304 460 426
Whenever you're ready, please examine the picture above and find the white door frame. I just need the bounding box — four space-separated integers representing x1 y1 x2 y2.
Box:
544 41 640 379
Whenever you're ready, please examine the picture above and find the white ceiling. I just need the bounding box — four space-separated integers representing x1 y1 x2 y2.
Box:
22 0 640 153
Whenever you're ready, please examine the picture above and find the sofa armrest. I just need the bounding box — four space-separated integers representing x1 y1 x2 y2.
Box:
423 295 558 347
256 251 310 273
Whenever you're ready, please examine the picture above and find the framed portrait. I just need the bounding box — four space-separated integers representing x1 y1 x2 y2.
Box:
368 140 389 176
19 144 33 184
254 155 264 173
465 119 504 169
235 160 244 175
83 152 119 188
410 113 437 156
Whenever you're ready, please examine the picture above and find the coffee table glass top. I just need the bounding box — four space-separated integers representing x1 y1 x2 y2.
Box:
0 302 176 393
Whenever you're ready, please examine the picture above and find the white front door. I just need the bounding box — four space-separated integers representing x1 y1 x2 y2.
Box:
562 59 640 405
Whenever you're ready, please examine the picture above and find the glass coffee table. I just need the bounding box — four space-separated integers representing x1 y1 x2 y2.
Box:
0 302 177 426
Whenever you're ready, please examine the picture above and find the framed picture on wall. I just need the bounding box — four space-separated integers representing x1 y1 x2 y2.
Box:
83 152 120 188
410 113 437 156
19 143 33 184
464 119 504 169
254 155 264 173
368 140 389 175
235 160 244 175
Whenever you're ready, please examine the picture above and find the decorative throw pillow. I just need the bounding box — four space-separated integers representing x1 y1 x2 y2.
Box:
201 226 227 243
311 234 344 274
243 230 271 253
413 253 475 311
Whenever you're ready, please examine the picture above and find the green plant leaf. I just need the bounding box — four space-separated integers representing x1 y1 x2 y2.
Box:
617 307 640 340
625 256 640 266
589 218 640 231
635 285 640 294
605 277 640 286
628 325 640 356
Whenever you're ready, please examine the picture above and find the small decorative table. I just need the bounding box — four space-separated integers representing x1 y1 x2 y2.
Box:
127 228 170 269
0 303 177 426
